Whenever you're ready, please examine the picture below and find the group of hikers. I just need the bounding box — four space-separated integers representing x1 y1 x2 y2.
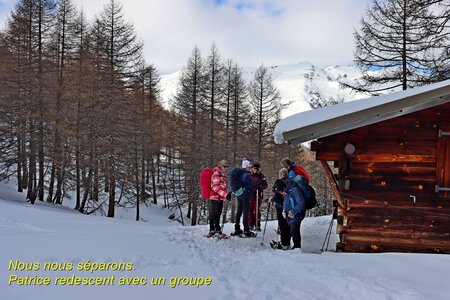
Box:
201 157 311 251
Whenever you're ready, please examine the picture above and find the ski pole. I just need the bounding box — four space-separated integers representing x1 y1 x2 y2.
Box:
260 200 271 246
256 190 259 229
321 206 337 252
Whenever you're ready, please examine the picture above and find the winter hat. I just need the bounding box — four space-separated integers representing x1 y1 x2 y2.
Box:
241 157 251 169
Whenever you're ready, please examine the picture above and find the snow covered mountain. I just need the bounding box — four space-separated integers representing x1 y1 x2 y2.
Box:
159 62 371 118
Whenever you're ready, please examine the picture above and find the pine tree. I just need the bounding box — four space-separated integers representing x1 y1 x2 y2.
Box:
204 43 224 166
349 0 449 94
172 46 207 225
2 0 55 203
47 0 78 204
94 0 143 217
248 64 282 162
425 0 450 81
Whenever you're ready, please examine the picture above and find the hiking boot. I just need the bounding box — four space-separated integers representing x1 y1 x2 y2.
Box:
231 229 243 236
208 230 216 236
255 226 261 232
244 231 257 237
281 244 291 250
270 240 279 248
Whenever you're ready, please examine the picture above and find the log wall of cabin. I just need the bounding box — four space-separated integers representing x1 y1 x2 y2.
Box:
313 102 450 253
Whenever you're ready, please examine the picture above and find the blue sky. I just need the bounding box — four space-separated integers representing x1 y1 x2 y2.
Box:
211 0 283 16
0 0 14 12
0 0 370 74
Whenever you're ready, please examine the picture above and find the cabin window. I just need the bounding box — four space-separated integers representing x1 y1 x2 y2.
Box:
436 126 450 199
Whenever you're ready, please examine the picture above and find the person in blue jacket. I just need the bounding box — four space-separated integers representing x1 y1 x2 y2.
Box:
232 158 257 237
283 175 307 250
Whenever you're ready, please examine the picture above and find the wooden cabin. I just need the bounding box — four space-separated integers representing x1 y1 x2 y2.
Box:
274 80 450 253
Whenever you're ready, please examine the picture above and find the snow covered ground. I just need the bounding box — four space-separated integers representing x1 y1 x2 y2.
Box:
1 182 450 300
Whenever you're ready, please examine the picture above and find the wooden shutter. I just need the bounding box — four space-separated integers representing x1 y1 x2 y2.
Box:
436 125 450 199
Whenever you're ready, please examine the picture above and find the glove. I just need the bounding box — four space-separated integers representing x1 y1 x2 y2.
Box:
282 211 287 219
288 210 295 219
257 186 263 192
226 193 232 201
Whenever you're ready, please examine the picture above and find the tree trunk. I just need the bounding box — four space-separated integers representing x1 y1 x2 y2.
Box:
37 0 45 202
27 121 37 204
152 159 157 204
107 155 115 218
17 134 23 193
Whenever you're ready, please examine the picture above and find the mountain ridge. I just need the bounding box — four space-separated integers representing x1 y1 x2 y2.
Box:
159 62 373 118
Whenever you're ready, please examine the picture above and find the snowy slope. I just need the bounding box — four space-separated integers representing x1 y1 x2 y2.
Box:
1 182 450 300
159 62 371 118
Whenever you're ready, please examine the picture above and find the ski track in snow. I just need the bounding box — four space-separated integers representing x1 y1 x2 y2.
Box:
162 224 424 300
0 216 59 233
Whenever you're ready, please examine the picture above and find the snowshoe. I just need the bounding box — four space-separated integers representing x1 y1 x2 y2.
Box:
230 229 244 236
204 232 229 239
204 231 216 238
217 233 229 240
270 240 281 249
270 241 290 250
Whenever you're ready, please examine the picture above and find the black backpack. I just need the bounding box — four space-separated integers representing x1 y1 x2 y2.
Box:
292 175 317 210
228 168 245 197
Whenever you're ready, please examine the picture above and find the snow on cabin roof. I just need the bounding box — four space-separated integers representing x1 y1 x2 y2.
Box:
274 79 450 145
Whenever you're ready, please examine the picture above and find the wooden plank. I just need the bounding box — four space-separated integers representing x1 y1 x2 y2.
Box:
340 190 437 203
354 154 436 163
345 178 435 193
347 173 436 182
320 160 345 208
341 241 450 253
349 162 437 174
344 219 449 232
316 152 436 163
337 227 450 239
342 234 450 249
345 197 450 209
345 214 450 232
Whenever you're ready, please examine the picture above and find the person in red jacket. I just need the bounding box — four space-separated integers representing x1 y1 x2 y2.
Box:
209 160 231 236
280 158 310 183
248 162 268 231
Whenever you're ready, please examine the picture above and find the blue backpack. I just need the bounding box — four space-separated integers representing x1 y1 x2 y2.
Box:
292 175 317 210
228 168 246 197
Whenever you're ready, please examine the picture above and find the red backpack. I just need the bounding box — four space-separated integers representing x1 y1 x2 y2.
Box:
200 168 214 200
293 165 311 184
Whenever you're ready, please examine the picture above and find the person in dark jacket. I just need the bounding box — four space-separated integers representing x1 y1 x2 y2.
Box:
232 157 257 237
248 162 268 231
269 168 291 250
283 175 307 250
208 160 231 236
